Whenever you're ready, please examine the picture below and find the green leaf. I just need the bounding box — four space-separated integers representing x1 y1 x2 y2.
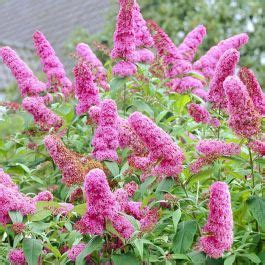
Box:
240 253 261 264
104 161 119 176
133 238 144 260
73 203 87 216
29 210 51 222
187 251 206 264
170 253 189 260
224 255 236 265
22 238 43 265
8 211 23 223
246 196 265 230
112 253 140 265
172 220 197 253
172 209 181 233
76 236 104 265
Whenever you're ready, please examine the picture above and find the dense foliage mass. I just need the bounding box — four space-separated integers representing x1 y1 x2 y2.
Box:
0 0 264 264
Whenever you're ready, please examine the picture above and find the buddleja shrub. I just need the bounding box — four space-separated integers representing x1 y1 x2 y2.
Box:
0 0 264 264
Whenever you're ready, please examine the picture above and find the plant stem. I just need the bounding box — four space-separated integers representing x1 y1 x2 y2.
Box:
123 82 126 116
248 146 255 189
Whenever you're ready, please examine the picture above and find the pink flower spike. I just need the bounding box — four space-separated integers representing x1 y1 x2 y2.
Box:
34 190 53 202
0 46 46 97
128 112 184 178
194 33 248 79
199 182 233 258
67 243 89 262
73 61 100 115
239 68 265 116
8 249 26 265
92 99 119 161
22 96 63 130
167 76 203 93
177 25 207 62
112 61 137 77
208 49 240 109
224 76 261 138
32 31 73 96
248 140 265 156
135 48 155 63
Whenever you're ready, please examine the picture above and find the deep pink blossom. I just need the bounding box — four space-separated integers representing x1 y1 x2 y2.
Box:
128 112 184 178
67 243 86 261
239 68 265 116
140 208 159 232
208 49 240 109
92 99 119 161
224 76 261 138
0 169 36 225
69 187 84 202
188 103 220 127
167 76 204 93
32 31 73 96
124 181 139 197
148 20 192 78
75 169 134 239
89 105 101 124
199 182 233 258
194 33 248 79
0 46 46 97
34 190 53 202
8 249 26 265
112 61 137 77
190 140 240 174
248 140 265 156
76 43 110 90
73 61 100 115
177 25 206 61
22 96 63 130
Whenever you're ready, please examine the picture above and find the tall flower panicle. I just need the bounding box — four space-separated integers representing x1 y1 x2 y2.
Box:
0 46 46 97
75 169 134 239
188 103 220 127
44 135 104 186
133 1 154 63
0 169 36 225
128 112 184 178
239 68 265 116
8 249 26 265
177 25 207 61
166 76 204 93
190 140 240 174
22 96 63 130
76 43 110 90
140 208 159 232
248 140 265 156
73 61 100 115
111 0 137 77
92 99 119 161
224 76 261 138
32 31 73 96
194 33 248 79
148 20 192 78
88 105 101 124
208 49 240 109
67 243 87 262
199 182 233 259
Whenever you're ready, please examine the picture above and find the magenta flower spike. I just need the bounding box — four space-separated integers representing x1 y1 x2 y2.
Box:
239 67 265 116
8 249 27 265
224 76 261 138
248 140 265 156
32 31 73 96
92 99 119 161
193 33 248 79
73 61 100 115
199 182 233 258
208 49 240 109
0 46 46 97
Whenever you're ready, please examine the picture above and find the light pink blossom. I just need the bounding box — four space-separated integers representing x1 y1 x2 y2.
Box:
22 96 63 130
73 61 100 115
0 46 46 97
92 99 119 161
224 76 261 138
239 67 265 116
167 76 204 93
34 190 53 202
194 33 248 79
199 182 233 258
32 31 73 96
208 49 240 109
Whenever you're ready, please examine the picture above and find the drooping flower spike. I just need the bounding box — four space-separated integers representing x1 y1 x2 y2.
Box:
92 99 119 161
76 43 110 90
199 182 233 258
0 46 46 97
22 96 63 130
193 33 248 79
33 30 73 96
208 49 240 109
75 169 134 239
73 61 100 115
224 76 261 138
239 67 265 116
